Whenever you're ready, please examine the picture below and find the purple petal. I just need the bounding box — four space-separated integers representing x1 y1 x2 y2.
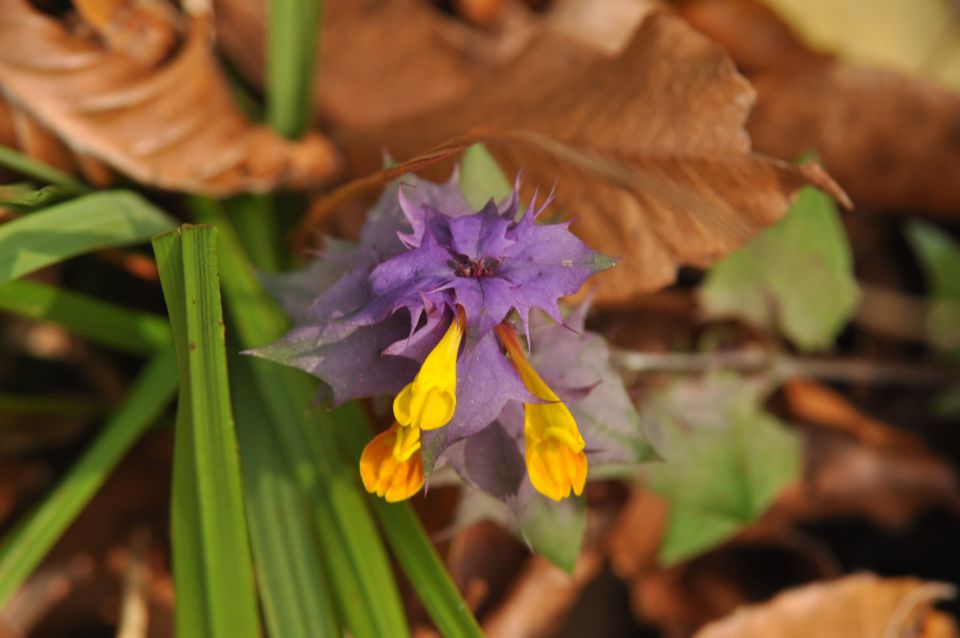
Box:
422 331 532 472
252 312 418 405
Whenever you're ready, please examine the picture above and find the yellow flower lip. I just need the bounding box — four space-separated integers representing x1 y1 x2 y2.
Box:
360 422 425 502
496 324 588 501
393 307 466 431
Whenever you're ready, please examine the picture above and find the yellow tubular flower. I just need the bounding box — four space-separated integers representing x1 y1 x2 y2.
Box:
393 308 466 431
496 325 588 501
359 422 425 502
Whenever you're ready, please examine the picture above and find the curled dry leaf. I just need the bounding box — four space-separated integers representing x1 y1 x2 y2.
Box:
692 574 958 638
0 0 338 195
308 11 848 303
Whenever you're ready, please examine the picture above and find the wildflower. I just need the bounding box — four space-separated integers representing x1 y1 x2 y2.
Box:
255 171 644 509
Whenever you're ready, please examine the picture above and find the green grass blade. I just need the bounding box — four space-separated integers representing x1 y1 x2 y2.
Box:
0 145 89 194
190 198 409 638
154 225 261 638
233 359 341 638
336 409 485 638
0 190 176 284
267 0 321 138
0 349 177 607
0 279 170 354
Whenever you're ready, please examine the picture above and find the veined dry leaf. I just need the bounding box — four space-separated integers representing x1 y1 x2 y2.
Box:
311 11 848 303
215 0 486 129
693 574 958 638
0 0 338 195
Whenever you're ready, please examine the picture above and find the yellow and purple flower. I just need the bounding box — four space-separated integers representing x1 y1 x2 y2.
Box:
256 173 647 509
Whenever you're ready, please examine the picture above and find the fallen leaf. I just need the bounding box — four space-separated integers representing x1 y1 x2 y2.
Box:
692 574 958 638
747 65 960 215
214 0 486 129
679 0 960 215
772 379 960 530
698 184 860 351
313 11 848 303
0 0 338 195
677 0 832 73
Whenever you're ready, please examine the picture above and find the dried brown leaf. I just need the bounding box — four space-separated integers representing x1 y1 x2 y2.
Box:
747 65 960 215
676 0 832 73
315 11 848 303
215 0 485 129
676 0 960 215
693 574 958 638
0 0 338 195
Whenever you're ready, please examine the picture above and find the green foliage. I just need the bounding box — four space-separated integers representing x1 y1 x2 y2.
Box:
699 186 859 351
517 495 587 574
906 220 960 351
190 199 410 638
646 375 801 564
0 145 88 194
0 183 69 209
0 190 175 284
154 226 261 638
459 143 514 210
0 279 170 354
0 350 178 607
233 360 341 638
267 0 322 138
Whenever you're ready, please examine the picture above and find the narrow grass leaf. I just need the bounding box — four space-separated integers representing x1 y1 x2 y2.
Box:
0 349 177 607
0 145 88 194
233 358 341 638
267 0 321 138
154 225 260 638
190 197 410 638
336 408 486 638
0 190 175 284
0 279 170 354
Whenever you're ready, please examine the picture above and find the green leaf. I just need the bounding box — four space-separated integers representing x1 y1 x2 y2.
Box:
699 186 860 351
646 375 801 564
189 198 409 638
0 190 176 284
233 359 340 638
267 0 321 138
459 143 513 210
0 279 170 354
154 225 261 638
0 145 88 194
517 495 586 574
0 349 177 607
906 220 960 351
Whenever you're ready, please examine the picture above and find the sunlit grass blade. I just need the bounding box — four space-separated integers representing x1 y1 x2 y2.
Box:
335 408 486 638
0 190 175 284
0 349 177 607
233 358 341 638
267 0 321 138
190 197 409 638
0 183 70 209
0 145 88 194
153 225 261 638
0 279 170 354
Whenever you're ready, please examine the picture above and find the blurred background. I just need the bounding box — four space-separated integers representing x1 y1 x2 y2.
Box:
1 0 959 636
